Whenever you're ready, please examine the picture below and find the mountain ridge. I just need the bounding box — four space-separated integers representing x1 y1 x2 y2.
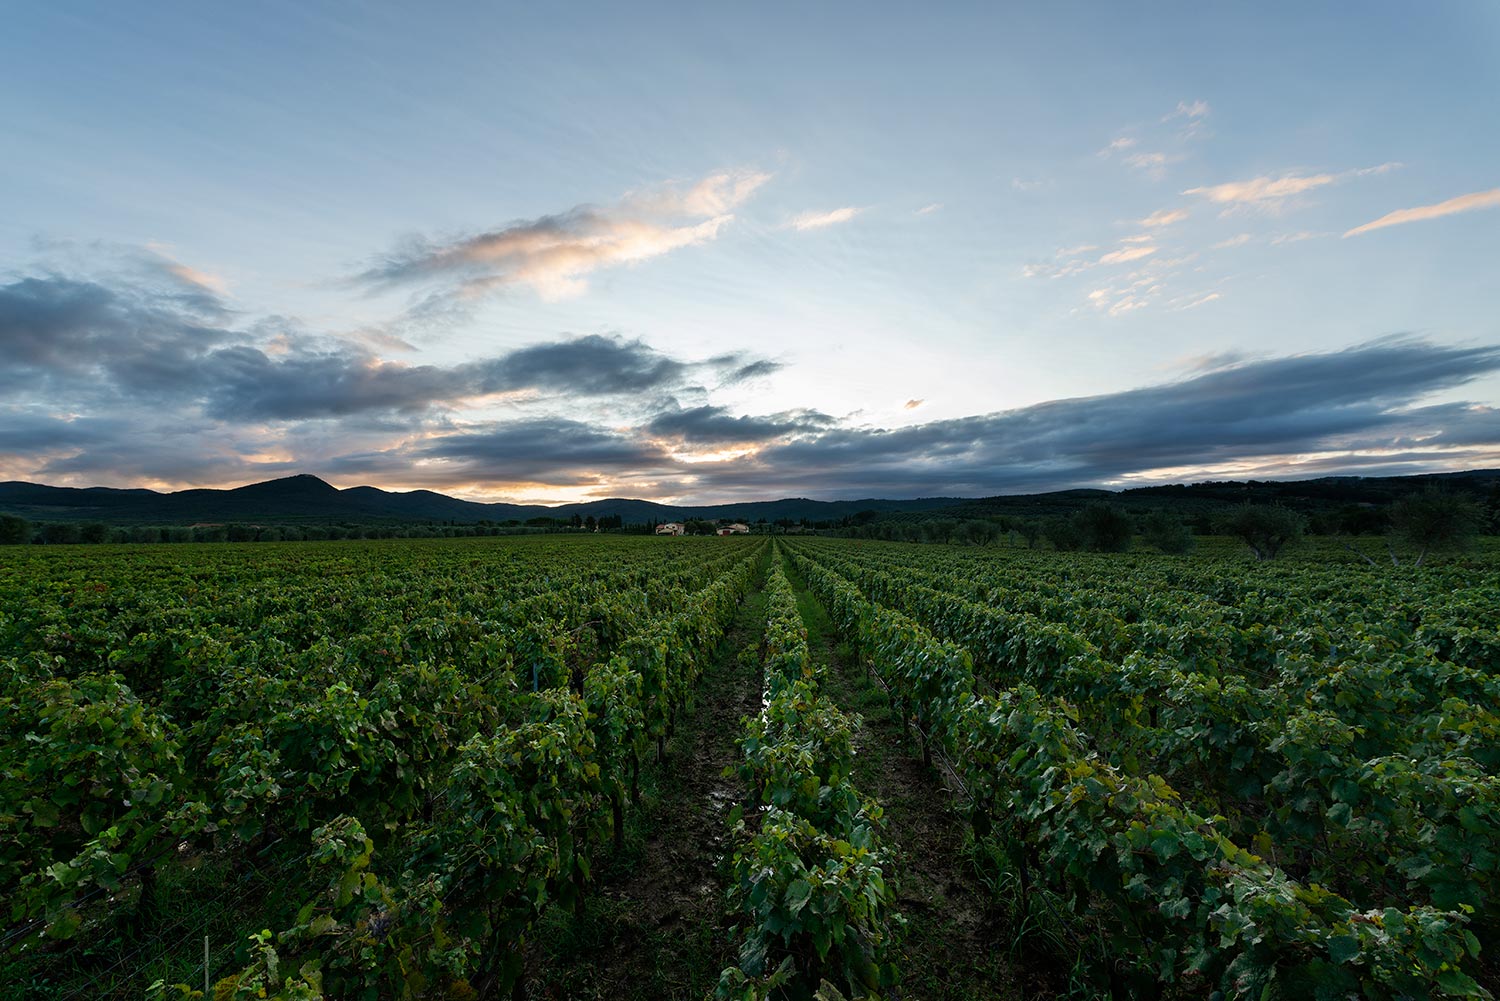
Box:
2 469 1497 526
0 475 965 524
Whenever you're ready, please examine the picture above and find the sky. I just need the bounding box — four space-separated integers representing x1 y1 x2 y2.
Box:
2 1 1498 503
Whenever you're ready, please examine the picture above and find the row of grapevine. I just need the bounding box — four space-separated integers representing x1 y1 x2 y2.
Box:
716 557 901 1000
0 536 762 997
795 542 1500 934
788 543 1488 998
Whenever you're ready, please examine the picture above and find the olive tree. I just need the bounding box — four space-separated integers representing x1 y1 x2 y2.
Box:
1219 503 1305 561
1140 510 1195 554
1388 489 1482 566
1076 502 1133 552
0 514 30 545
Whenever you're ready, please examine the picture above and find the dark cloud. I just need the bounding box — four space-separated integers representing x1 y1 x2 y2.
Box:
3 266 1498 500
307 338 1500 499
724 358 783 383
0 277 229 393
0 412 117 452
0 275 777 422
471 334 687 396
324 418 673 486
645 405 834 444
692 337 1500 495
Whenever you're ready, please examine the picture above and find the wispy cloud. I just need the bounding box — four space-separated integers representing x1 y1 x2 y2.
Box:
904 398 924 410
1124 151 1171 172
1140 208 1189 227
1098 245 1157 265
915 202 943 215
1088 272 1165 316
1173 291 1222 310
1212 233 1252 249
1023 239 1160 279
1343 186 1500 237
355 168 770 303
786 206 863 231
167 263 227 295
1098 136 1138 157
1163 99 1211 138
1164 99 1211 122
1186 172 1339 207
1185 163 1400 213
1271 230 1326 245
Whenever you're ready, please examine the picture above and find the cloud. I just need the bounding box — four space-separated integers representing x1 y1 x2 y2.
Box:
628 169 773 217
160 263 224 300
355 168 770 303
657 338 1500 497
1186 172 1340 206
1212 233 1253 249
4 261 1498 502
1098 135 1176 174
916 202 943 215
904 399 924 410
1343 187 1500 237
1173 291 1222 310
1140 208 1189 227
644 405 835 445
1098 245 1158 265
0 274 778 423
1165 100 1211 121
786 206 863 231
1271 231 1325 245
1124 151 1171 171
721 358 783 383
1186 163 1401 213
0 276 231 396
1023 240 1160 279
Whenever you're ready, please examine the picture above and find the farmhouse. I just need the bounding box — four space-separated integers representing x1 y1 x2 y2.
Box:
717 523 750 535
655 522 685 536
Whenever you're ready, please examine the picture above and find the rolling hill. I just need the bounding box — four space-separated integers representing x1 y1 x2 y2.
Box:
0 475 962 526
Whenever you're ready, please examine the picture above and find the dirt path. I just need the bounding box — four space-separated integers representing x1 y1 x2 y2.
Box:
781 550 1053 1001
529 571 768 1000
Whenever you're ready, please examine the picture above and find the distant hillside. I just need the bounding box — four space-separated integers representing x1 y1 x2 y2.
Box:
927 469 1500 522
2 469 1496 529
0 475 962 526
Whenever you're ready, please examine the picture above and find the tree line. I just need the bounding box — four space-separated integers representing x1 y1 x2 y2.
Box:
832 488 1485 562
0 514 636 545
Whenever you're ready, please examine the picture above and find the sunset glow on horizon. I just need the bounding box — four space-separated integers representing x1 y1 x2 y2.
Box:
3 3 1498 503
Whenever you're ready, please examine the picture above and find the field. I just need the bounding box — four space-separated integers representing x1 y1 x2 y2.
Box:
2 535 1497 1000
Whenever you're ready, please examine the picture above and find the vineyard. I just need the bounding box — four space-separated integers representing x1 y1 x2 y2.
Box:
2 535 1496 1000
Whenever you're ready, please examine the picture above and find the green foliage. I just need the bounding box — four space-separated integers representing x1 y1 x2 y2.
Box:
1391 489 1483 564
1041 515 1083 551
786 538 1495 997
1075 502 1132 552
0 514 29 545
718 560 901 998
724 808 897 996
1139 509 1194 554
1218 502 1306 560
5 529 1497 1000
0 535 764 997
